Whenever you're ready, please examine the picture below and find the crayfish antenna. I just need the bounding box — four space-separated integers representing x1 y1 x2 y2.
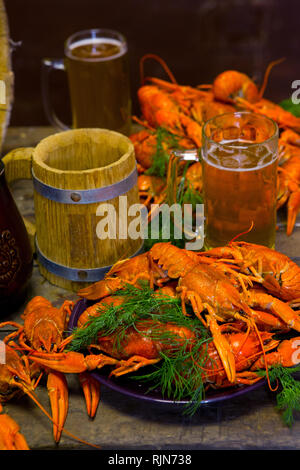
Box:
258 58 285 100
132 115 155 131
139 53 177 86
251 321 278 392
229 221 254 244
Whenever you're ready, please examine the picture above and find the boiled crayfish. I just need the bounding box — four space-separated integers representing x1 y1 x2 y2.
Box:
0 296 101 444
76 242 300 387
0 404 29 450
28 288 300 399
199 241 300 302
0 343 46 450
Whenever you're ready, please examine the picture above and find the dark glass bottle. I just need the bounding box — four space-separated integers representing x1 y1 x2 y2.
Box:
0 159 33 313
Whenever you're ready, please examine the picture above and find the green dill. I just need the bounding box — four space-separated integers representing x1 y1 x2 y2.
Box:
257 364 300 426
132 333 210 415
145 127 182 178
182 184 203 208
68 283 203 353
279 98 300 117
144 159 203 251
143 213 186 251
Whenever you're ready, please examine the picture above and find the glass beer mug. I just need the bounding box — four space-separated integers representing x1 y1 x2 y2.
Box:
42 28 132 135
202 111 279 249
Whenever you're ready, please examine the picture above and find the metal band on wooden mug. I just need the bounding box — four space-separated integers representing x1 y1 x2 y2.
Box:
35 238 144 282
32 166 138 204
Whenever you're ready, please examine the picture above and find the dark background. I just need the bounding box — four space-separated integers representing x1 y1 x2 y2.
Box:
5 0 300 126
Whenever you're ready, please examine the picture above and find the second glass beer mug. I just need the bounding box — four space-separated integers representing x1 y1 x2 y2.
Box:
202 111 278 249
42 28 132 135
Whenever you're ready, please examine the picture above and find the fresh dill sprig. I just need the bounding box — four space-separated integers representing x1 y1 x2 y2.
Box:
143 160 203 251
68 283 202 353
146 127 182 178
132 330 211 415
279 98 300 117
257 364 300 426
182 184 203 208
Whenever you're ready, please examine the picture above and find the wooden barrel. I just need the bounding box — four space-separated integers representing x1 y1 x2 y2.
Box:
0 0 13 153
31 128 143 291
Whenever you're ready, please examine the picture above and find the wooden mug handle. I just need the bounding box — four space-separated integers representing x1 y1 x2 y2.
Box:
2 147 36 250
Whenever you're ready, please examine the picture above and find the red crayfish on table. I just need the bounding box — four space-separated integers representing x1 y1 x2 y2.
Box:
76 242 300 385
0 298 100 448
3 241 300 448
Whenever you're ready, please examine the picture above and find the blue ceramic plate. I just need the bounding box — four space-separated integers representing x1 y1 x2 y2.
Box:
68 298 266 406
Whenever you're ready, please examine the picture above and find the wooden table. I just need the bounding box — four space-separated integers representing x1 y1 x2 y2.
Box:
1 126 300 450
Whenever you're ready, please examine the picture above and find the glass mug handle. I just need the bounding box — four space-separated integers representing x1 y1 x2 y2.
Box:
41 58 70 131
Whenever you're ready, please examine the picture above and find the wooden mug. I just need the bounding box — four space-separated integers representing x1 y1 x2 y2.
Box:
2 128 143 291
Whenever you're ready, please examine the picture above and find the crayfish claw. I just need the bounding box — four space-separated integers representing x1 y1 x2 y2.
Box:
47 371 68 443
79 372 100 419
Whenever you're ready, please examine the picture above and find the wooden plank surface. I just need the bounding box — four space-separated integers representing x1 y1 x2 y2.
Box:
1 126 300 450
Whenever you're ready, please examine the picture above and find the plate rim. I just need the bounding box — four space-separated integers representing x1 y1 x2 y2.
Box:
89 369 265 406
